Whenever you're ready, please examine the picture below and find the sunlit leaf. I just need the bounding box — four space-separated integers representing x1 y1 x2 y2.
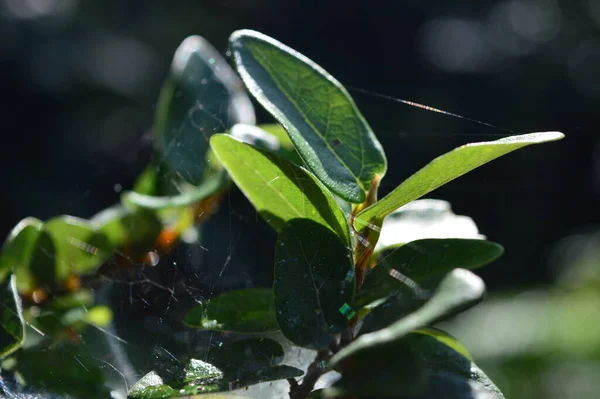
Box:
210 134 350 245
356 239 503 307
274 219 354 349
0 276 25 358
354 131 564 235
375 199 484 254
331 269 485 364
155 35 255 186
184 288 279 333
230 29 387 203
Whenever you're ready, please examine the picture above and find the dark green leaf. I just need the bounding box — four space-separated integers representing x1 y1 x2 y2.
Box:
210 134 350 245
274 219 354 349
155 35 254 186
354 131 564 233
356 239 503 307
331 269 485 364
45 215 114 279
230 30 387 203
17 343 110 399
325 338 425 398
0 275 25 358
184 288 279 333
91 206 163 250
374 199 482 254
405 329 504 398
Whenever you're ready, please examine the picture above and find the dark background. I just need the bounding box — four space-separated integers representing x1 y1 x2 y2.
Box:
1 0 598 291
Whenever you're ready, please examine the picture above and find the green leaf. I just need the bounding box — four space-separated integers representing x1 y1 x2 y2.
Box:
406 329 504 398
274 219 354 349
0 275 25 358
231 123 303 165
325 329 503 398
121 172 227 211
210 134 350 245
17 343 111 399
90 205 163 250
331 269 485 364
375 199 483 254
128 339 303 398
0 217 44 283
354 131 564 233
155 35 254 186
356 239 503 307
230 29 387 203
45 215 115 279
184 288 279 333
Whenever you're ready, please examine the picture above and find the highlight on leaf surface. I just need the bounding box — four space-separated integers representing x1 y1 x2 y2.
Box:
354 131 565 234
229 29 387 203
210 134 351 245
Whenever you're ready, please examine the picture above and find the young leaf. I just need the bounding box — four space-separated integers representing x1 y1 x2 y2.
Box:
155 35 254 186
184 288 279 333
375 199 483 254
331 269 485 364
356 239 503 307
274 219 354 349
229 29 387 203
0 275 25 358
210 134 350 245
354 131 565 233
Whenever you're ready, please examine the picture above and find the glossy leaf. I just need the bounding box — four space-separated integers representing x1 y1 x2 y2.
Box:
406 329 504 398
331 269 485 364
210 134 350 245
354 131 564 233
45 215 114 279
326 329 503 398
91 205 162 250
0 276 25 358
184 288 279 333
375 199 483 254
356 239 503 307
230 29 387 203
274 219 354 349
155 35 254 186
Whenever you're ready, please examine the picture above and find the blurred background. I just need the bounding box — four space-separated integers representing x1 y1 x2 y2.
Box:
0 0 599 398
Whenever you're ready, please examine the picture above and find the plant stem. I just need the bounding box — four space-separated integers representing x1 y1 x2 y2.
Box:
289 349 330 399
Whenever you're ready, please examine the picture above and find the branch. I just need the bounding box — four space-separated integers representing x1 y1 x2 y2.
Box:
289 349 330 399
